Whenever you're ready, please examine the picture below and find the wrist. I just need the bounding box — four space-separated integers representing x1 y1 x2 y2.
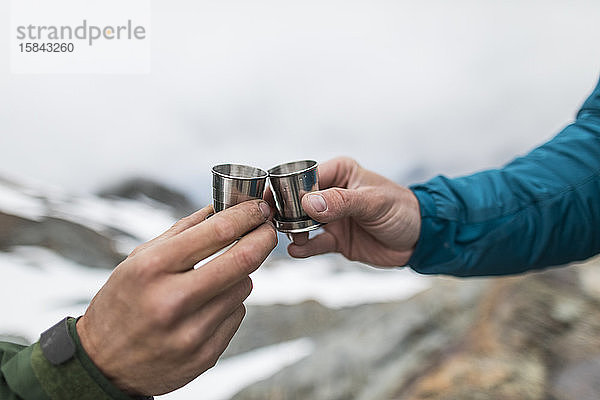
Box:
76 316 147 398
76 316 106 380
400 186 422 253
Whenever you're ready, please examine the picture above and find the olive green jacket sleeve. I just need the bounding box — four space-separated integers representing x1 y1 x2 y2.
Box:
0 318 145 400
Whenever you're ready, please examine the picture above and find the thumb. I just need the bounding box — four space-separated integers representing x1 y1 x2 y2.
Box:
301 187 371 223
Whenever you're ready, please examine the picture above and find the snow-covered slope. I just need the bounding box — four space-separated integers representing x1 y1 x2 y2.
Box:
0 176 177 255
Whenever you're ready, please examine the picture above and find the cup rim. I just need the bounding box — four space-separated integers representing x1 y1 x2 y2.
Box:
212 163 268 180
268 160 318 178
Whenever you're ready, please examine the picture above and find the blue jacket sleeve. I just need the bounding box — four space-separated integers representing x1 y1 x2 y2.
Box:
408 78 600 277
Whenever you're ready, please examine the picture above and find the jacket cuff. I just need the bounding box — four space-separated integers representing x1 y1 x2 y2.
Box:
407 186 457 275
28 317 149 400
1 342 50 400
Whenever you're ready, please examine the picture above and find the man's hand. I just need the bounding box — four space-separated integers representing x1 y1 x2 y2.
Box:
287 157 421 267
76 200 276 396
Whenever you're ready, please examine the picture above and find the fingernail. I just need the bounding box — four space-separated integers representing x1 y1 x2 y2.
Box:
308 194 327 212
259 201 271 219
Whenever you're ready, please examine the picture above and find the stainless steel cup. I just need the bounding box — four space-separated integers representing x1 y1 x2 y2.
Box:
212 164 268 213
268 160 323 233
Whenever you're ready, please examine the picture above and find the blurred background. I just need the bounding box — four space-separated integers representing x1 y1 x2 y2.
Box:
1 0 600 399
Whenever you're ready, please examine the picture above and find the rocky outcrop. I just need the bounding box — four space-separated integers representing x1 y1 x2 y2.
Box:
97 178 198 217
0 212 125 269
232 259 600 400
396 263 600 400
225 300 413 359
231 277 486 400
0 176 182 269
224 300 348 358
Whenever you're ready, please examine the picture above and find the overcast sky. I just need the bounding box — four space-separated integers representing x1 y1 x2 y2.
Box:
1 0 599 203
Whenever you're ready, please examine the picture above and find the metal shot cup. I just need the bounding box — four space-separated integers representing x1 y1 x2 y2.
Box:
268 160 323 233
212 164 268 213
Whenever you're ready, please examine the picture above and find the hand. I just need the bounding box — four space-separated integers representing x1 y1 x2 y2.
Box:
287 157 421 267
76 200 276 396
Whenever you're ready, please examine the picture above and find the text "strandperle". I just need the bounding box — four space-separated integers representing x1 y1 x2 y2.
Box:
16 20 146 46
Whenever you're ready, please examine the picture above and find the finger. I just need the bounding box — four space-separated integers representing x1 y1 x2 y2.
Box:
180 222 277 305
166 205 216 235
301 187 372 223
263 185 275 208
176 277 252 340
191 305 246 373
260 186 277 220
288 231 337 258
129 205 215 257
317 157 360 189
147 200 272 272
290 232 309 245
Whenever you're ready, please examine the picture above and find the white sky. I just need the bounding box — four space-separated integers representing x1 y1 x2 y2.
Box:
1 0 599 202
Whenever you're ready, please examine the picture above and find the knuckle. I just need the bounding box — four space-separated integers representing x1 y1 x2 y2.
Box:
148 293 184 327
127 262 154 284
233 245 261 269
201 344 222 369
238 277 253 299
171 217 184 229
149 303 173 327
232 305 247 326
371 189 388 210
346 252 359 262
145 253 166 271
212 218 237 242
193 320 211 343
239 304 247 319
265 224 278 249
165 218 187 235
206 355 218 370
147 302 170 327
130 244 145 256
335 156 359 170
330 188 351 210
177 215 192 227
175 330 200 355
246 200 264 218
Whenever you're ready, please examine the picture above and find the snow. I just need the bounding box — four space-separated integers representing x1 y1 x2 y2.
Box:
49 196 177 249
0 177 177 254
0 247 430 341
0 182 46 221
158 338 315 400
0 246 110 342
249 256 430 309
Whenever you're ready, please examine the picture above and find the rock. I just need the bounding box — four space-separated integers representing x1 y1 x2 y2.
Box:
231 260 600 400
386 265 600 400
224 300 409 359
577 258 600 302
0 212 125 269
232 277 487 400
97 178 197 217
552 357 600 400
224 301 348 358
